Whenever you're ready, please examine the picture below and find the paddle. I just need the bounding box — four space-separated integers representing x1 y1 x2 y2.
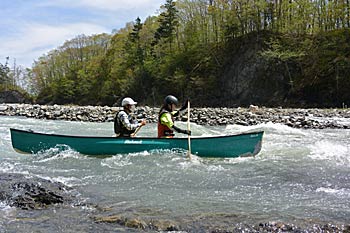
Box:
131 124 143 137
187 100 192 160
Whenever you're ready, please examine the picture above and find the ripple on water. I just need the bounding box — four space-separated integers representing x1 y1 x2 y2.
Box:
32 146 83 162
316 187 350 197
0 162 15 173
0 201 15 230
35 174 83 187
101 155 133 168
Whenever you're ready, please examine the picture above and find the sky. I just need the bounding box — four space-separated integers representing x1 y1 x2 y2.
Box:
0 0 165 68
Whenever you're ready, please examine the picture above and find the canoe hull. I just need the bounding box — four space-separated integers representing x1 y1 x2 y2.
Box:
10 128 263 158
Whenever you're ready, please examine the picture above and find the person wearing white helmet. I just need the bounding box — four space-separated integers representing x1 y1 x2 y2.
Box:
114 97 146 137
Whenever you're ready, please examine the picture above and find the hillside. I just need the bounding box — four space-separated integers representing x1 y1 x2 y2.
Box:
215 30 350 107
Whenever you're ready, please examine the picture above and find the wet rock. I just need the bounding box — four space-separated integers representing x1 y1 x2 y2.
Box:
94 215 149 230
93 214 178 231
255 222 300 232
124 219 147 229
208 222 349 233
149 219 179 231
91 208 350 233
236 120 249 126
93 214 126 224
93 214 149 230
0 105 8 111
0 173 74 210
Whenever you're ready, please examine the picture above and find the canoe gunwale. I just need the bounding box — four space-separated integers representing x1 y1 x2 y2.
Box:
10 128 264 140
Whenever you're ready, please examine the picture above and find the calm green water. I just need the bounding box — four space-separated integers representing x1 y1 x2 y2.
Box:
1 116 350 232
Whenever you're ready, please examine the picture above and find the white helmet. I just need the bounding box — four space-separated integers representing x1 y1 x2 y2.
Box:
121 97 137 107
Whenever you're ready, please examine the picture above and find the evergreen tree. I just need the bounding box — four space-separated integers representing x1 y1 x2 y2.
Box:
0 57 10 85
153 0 179 49
126 17 144 65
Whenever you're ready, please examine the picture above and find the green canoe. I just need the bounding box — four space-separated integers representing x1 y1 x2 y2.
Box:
10 128 264 158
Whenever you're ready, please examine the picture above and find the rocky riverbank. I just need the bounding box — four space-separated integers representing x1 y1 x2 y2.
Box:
1 103 350 129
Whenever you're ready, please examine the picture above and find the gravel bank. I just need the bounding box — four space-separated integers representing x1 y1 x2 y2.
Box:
1 103 350 129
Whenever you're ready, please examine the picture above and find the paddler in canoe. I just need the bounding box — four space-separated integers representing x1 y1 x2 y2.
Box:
114 97 147 138
158 95 191 138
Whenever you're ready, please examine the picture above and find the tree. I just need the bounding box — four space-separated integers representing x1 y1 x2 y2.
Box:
30 33 111 104
0 57 10 85
153 0 179 51
260 36 306 92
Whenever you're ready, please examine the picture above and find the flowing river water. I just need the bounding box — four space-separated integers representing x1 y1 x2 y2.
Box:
1 116 350 232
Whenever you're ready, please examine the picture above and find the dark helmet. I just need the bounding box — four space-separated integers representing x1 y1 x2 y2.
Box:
164 95 178 105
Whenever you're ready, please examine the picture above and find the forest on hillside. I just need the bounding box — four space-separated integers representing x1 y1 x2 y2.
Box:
1 0 350 107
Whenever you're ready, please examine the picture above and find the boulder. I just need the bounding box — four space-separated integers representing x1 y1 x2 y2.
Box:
0 173 74 209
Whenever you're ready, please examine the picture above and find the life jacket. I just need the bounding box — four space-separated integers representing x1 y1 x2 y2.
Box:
158 109 175 138
114 111 136 137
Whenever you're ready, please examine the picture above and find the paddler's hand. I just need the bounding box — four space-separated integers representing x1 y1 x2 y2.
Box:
178 128 191 135
179 98 189 111
140 119 147 126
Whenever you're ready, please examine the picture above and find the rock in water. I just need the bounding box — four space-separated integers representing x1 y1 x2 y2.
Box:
0 173 74 209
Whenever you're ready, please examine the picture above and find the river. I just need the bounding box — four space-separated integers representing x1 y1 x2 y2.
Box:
1 116 349 232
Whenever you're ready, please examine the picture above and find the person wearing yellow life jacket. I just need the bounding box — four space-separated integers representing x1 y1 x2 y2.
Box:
114 97 146 138
158 95 191 138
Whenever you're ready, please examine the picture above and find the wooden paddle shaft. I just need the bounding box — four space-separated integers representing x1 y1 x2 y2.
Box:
187 100 192 159
131 124 142 137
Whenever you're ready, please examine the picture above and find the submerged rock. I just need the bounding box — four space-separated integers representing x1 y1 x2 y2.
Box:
93 214 179 231
0 173 74 209
92 211 350 233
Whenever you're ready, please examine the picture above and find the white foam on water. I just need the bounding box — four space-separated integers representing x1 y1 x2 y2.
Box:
226 122 306 136
0 162 32 175
0 201 15 219
35 174 82 187
308 140 350 166
0 162 15 173
33 146 82 162
0 128 11 142
206 164 226 171
316 187 350 197
170 156 183 162
178 154 203 169
223 156 256 164
51 176 83 187
101 155 133 168
309 116 350 126
0 201 12 210
127 151 150 157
